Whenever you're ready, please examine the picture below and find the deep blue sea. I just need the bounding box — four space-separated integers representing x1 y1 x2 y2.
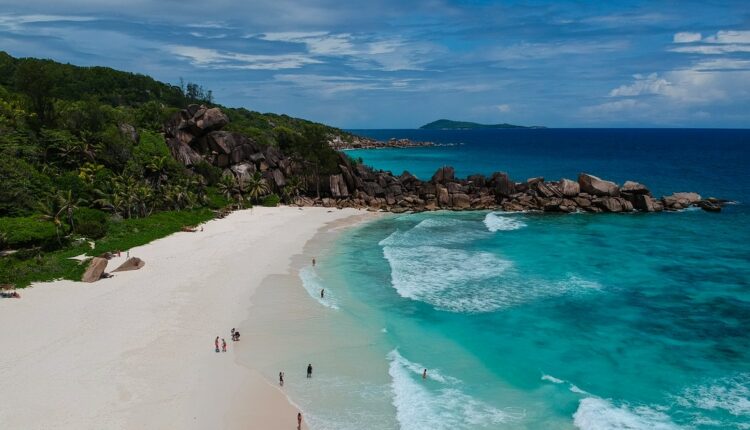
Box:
298 129 750 429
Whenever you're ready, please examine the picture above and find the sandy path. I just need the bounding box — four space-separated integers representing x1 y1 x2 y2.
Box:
0 206 367 429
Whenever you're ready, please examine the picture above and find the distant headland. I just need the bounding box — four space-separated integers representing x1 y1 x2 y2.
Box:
420 119 545 130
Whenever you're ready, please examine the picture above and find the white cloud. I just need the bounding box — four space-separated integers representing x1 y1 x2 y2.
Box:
257 31 432 71
704 30 750 44
607 67 750 105
609 73 672 97
259 31 357 56
670 44 750 54
167 45 321 70
0 13 96 31
496 104 511 112
273 74 408 95
691 58 750 71
670 29 750 54
673 32 701 43
582 99 647 115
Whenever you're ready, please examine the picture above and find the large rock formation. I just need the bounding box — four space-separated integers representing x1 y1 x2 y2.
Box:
578 173 619 197
163 105 724 214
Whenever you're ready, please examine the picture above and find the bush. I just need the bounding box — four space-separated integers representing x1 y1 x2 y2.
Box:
0 216 60 249
261 193 281 207
194 160 223 186
205 187 232 209
73 207 108 239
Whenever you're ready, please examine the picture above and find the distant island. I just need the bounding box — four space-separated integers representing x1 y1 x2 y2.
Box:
420 119 545 130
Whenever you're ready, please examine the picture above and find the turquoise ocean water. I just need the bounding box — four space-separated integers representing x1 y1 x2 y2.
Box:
294 129 750 429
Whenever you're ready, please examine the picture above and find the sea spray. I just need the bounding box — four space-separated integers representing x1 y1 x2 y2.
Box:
573 398 681 430
299 266 339 310
387 350 523 429
483 212 527 232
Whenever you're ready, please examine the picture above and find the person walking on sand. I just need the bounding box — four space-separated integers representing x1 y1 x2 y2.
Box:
215 337 220 353
307 363 313 378
312 257 316 267
297 412 303 429
423 369 427 380
279 371 284 386
222 338 227 352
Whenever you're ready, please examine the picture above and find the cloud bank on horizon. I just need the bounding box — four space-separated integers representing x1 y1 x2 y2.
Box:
0 0 748 128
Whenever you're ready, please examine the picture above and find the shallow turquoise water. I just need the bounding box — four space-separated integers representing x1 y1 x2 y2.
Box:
296 130 750 429
304 209 749 429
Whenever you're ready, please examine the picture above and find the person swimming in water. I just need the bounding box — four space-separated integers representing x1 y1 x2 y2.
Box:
423 369 427 380
320 289 324 299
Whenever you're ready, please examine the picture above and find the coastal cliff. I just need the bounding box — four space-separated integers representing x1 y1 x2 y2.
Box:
166 105 725 214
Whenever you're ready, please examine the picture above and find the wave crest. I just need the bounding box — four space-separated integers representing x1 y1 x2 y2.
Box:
299 266 339 310
483 212 527 232
573 398 681 430
387 350 524 429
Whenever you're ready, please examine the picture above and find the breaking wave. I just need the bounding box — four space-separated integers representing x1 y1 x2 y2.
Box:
483 212 527 232
299 266 339 310
573 398 682 430
388 349 524 429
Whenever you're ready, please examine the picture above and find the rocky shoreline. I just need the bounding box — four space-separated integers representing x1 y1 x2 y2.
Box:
328 135 434 150
165 105 727 214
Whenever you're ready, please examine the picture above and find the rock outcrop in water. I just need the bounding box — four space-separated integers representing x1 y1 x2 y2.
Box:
165 105 725 214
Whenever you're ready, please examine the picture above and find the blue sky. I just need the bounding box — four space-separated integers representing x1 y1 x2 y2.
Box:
0 1 748 128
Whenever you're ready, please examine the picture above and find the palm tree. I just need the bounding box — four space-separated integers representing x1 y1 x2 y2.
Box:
38 198 63 244
55 190 86 233
217 175 238 200
146 156 170 189
282 176 303 203
245 172 270 204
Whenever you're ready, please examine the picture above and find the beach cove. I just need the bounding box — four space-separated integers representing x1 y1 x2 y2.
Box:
0 206 376 430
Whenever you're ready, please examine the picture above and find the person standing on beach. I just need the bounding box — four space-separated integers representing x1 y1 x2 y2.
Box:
423 369 427 380
221 338 227 352
307 364 313 378
279 371 284 386
320 289 324 299
215 337 220 353
312 257 316 267
297 412 302 429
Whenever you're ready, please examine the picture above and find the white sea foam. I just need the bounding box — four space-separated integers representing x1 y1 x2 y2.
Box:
570 385 589 395
387 349 524 429
299 266 339 310
382 245 513 312
483 212 527 232
540 373 590 394
573 398 682 430
383 242 600 312
381 216 601 312
675 373 750 417
379 217 487 247
541 374 564 384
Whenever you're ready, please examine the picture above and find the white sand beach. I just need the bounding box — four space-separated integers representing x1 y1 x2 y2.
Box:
0 206 372 430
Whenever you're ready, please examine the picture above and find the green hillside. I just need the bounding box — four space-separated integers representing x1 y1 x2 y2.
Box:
419 119 543 129
0 52 350 286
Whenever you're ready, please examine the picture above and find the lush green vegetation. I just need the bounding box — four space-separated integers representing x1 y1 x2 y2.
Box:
419 119 544 129
0 51 349 287
0 208 215 287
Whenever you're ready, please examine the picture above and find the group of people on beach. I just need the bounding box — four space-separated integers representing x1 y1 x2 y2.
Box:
277 364 314 429
213 329 240 353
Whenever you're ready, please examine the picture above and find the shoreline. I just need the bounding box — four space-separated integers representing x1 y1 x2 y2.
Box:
0 206 377 430
238 211 397 429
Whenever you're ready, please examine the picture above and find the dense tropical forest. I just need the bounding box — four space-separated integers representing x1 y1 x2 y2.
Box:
0 51 348 286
